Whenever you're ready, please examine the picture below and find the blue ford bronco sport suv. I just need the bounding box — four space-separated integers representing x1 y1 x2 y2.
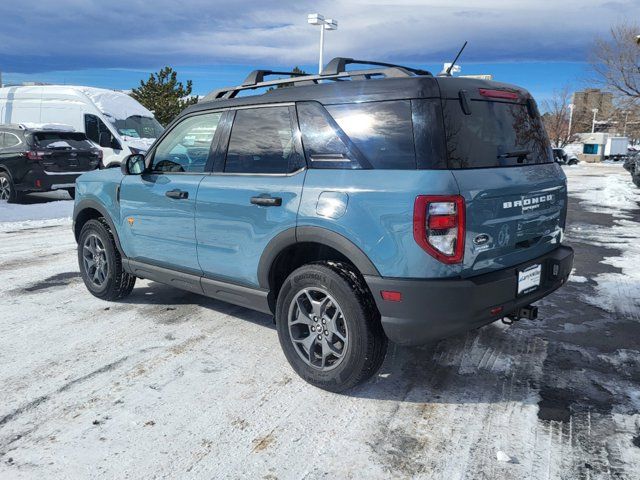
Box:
73 58 574 391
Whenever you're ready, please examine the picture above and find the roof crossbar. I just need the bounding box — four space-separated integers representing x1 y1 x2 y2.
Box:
202 57 432 101
242 70 307 87
321 57 431 76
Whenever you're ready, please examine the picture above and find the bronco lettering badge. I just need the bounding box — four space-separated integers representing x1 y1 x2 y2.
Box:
503 194 554 213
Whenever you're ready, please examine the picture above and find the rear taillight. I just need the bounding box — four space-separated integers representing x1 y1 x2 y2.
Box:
23 151 47 161
94 149 103 161
413 195 465 264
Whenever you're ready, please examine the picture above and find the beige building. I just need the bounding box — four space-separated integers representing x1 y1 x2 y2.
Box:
572 89 614 134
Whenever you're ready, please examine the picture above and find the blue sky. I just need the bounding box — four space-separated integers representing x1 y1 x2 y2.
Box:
1 0 637 103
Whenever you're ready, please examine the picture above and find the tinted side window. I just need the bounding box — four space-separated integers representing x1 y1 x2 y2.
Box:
84 114 111 144
152 112 222 173
326 100 416 169
3 132 21 148
297 102 363 170
225 107 300 174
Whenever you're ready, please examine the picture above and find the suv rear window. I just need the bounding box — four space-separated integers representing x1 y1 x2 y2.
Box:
33 132 93 150
443 99 552 169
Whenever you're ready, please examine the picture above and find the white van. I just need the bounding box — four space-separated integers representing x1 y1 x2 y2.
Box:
0 85 164 167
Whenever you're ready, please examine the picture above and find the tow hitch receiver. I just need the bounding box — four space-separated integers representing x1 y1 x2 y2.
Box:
502 305 539 324
518 305 538 320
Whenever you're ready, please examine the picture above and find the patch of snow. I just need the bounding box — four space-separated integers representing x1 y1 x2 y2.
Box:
77 87 153 122
565 166 640 318
19 122 76 132
496 451 513 463
46 140 72 149
569 269 588 283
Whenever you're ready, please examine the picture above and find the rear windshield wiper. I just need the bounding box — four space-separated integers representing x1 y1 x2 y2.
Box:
498 150 530 162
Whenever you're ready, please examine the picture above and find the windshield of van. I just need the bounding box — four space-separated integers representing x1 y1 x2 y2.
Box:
443 99 552 168
112 115 164 139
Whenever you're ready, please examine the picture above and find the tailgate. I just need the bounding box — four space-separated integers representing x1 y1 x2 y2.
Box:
454 163 566 277
31 131 101 172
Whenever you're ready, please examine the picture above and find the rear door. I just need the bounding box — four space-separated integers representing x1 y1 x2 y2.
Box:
119 111 224 274
195 104 306 287
439 86 566 277
30 131 101 172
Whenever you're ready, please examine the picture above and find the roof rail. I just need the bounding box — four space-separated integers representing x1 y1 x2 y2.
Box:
202 57 432 102
321 57 431 76
242 70 307 87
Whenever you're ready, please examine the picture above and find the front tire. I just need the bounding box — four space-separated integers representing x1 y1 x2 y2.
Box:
276 262 387 392
78 218 136 300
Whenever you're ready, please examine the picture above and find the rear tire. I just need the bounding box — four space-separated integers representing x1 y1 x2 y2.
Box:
66 187 76 199
633 175 640 188
78 218 136 300
0 172 24 204
276 262 387 392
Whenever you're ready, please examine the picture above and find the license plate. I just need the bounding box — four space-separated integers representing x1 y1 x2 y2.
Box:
518 264 541 295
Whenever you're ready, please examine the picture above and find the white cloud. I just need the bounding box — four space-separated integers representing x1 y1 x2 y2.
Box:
0 0 637 72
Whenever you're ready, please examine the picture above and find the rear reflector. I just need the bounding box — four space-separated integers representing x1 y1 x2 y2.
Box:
428 214 457 230
413 195 465 264
381 290 402 302
490 306 503 316
478 88 519 100
35 179 42 188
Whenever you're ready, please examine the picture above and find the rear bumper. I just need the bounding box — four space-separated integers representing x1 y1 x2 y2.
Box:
364 245 574 346
16 170 83 192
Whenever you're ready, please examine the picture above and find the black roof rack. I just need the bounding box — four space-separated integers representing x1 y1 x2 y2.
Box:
321 57 431 76
202 57 432 102
242 70 307 87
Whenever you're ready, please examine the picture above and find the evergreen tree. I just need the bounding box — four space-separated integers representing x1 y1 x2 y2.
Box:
130 67 198 126
276 66 307 88
266 66 308 92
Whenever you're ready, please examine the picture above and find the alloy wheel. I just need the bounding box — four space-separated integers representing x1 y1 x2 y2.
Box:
0 177 11 201
287 287 349 371
82 234 109 287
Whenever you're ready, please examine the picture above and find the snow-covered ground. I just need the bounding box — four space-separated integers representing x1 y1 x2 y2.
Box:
1 164 639 479
0 191 72 232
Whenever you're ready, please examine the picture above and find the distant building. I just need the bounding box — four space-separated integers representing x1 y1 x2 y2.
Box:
571 88 614 134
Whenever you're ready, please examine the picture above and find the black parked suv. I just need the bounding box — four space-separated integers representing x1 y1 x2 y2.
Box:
0 124 102 203
552 148 579 166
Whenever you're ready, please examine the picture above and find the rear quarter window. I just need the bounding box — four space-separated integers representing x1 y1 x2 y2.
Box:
326 100 416 170
297 100 417 170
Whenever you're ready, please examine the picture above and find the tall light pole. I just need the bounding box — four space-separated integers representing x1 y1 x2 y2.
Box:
591 108 599 133
567 103 575 142
623 110 630 136
308 13 338 74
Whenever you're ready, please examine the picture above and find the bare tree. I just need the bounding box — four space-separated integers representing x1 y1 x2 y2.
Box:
542 86 573 147
611 97 640 143
590 22 640 99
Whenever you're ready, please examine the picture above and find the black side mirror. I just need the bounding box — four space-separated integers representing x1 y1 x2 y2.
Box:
121 154 146 175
